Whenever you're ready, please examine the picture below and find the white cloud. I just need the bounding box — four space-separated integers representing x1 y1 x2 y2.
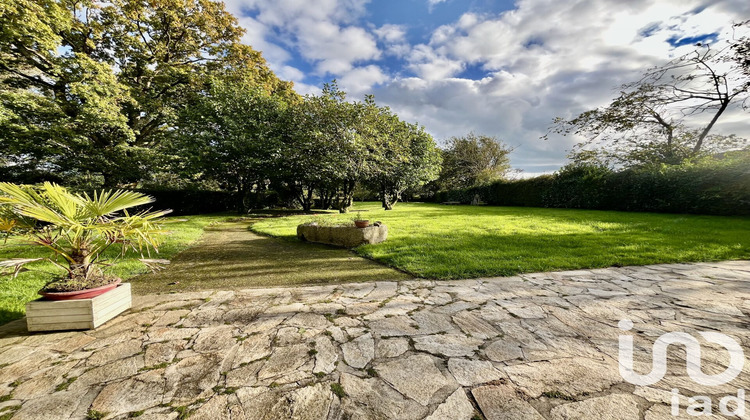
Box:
224 0 379 76
337 65 389 95
223 0 750 171
377 0 750 171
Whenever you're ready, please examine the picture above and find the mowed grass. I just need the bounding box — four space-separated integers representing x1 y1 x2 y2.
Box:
251 202 750 279
0 214 228 324
130 220 410 295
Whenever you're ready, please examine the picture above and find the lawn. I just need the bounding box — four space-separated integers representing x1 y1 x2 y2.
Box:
0 214 228 324
251 202 750 279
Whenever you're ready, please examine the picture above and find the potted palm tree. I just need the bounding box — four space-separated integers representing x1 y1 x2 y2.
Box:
0 182 170 331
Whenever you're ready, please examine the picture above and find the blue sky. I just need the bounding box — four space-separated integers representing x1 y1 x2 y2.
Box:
224 0 750 174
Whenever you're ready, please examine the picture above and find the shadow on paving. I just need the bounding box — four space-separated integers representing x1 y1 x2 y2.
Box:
130 221 412 295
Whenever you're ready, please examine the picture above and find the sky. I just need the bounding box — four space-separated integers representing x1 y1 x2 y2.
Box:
222 0 750 174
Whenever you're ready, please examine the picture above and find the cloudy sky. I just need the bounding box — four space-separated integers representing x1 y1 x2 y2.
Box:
222 0 750 174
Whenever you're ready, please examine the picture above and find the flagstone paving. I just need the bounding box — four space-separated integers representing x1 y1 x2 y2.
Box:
1 260 750 419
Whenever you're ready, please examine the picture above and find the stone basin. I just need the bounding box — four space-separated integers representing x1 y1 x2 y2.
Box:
297 223 388 248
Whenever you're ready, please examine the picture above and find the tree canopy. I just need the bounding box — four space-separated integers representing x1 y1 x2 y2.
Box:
0 0 295 187
437 133 512 189
548 28 750 167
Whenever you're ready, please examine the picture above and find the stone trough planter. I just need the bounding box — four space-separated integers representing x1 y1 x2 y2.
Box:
297 223 388 248
26 283 132 332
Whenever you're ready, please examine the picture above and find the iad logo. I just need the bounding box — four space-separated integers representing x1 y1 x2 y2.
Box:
618 319 746 417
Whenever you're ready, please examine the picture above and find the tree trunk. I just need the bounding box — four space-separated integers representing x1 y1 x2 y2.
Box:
693 100 729 153
338 180 355 213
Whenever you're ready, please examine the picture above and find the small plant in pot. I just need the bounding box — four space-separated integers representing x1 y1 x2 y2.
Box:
0 182 170 300
352 211 370 228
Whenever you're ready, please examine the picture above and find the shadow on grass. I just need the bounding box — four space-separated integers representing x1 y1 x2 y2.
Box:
130 221 412 295
0 308 25 327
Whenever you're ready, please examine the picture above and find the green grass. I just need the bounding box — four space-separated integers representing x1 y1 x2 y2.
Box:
0 214 228 325
251 202 750 279
130 220 410 295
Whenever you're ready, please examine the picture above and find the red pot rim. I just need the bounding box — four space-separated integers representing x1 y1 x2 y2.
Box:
39 279 122 301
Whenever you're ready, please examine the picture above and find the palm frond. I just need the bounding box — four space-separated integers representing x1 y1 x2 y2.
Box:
80 189 156 217
0 258 44 278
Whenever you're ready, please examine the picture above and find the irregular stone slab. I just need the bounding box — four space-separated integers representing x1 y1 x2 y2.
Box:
425 388 475 420
193 325 237 353
413 334 483 357
90 370 170 417
472 384 545 420
341 333 374 369
424 291 452 306
447 358 505 386
242 315 287 334
11 388 92 420
365 281 399 301
72 356 141 389
165 354 222 403
147 326 200 342
500 302 546 319
375 354 457 406
225 360 262 387
144 340 184 366
483 339 524 362
550 393 640 420
286 312 329 329
257 344 310 380
235 387 286 419
232 333 273 366
340 373 429 420
452 311 500 339
191 394 231 420
504 357 622 398
411 310 456 334
376 337 409 358
286 382 334 419
314 335 338 374
11 362 77 400
369 316 420 337
644 403 725 420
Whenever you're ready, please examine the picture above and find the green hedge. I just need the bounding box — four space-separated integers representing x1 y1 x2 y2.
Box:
133 189 237 215
434 154 750 216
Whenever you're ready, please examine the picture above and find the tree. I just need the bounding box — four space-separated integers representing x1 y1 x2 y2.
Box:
367 111 442 210
731 20 750 90
0 0 295 187
437 133 512 189
171 80 286 211
275 82 356 212
548 39 749 166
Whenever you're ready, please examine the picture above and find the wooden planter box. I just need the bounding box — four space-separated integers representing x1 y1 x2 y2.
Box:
26 283 132 332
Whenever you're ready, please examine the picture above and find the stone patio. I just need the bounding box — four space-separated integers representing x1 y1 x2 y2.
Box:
1 261 750 419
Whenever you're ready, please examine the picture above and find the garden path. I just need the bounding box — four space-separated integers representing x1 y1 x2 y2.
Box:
130 220 411 295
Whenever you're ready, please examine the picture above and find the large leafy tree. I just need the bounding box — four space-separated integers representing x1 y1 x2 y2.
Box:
437 133 512 189
171 79 287 211
0 0 295 187
276 82 357 212
367 110 442 210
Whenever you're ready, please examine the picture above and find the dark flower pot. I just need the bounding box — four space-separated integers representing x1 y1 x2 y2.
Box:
354 220 370 228
39 279 122 301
